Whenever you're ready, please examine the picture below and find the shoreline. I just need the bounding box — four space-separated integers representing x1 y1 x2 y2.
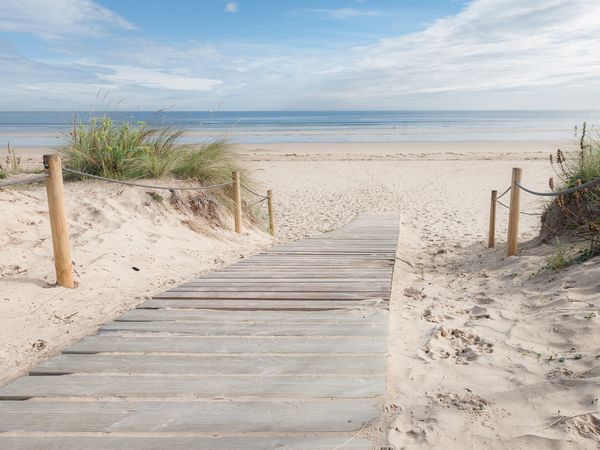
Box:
7 139 563 163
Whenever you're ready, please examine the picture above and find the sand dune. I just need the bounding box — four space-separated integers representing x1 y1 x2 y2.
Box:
0 182 270 385
1 141 598 448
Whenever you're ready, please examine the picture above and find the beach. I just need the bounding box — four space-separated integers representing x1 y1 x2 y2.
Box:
1 139 599 448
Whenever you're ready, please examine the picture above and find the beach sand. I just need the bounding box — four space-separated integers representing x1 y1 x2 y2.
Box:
1 140 599 448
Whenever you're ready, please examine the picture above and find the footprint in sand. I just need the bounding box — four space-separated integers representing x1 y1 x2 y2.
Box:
546 367 576 380
434 391 489 413
422 303 454 323
562 414 600 443
421 326 494 363
388 409 438 447
474 295 495 305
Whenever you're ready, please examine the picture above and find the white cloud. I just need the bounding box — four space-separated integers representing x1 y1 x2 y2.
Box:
98 65 223 92
225 2 238 13
0 0 135 38
1 0 600 109
307 0 600 108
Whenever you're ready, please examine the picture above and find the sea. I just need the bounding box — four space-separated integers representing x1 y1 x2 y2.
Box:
0 110 597 147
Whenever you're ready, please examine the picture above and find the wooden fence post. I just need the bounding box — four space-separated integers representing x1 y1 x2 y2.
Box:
44 154 74 288
488 190 497 248
507 167 522 256
267 189 275 236
232 171 242 233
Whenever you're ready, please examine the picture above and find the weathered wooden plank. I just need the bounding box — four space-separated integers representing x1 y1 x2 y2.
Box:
139 299 388 310
166 287 389 294
173 284 389 292
0 399 381 433
62 335 387 354
188 278 390 283
0 435 373 450
0 374 385 399
212 265 392 277
99 321 387 337
31 354 387 375
119 308 387 322
153 291 386 300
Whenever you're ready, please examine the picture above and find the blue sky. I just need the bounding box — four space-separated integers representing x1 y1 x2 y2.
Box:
0 0 599 110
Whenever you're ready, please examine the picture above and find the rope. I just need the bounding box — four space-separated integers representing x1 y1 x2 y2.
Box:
496 199 541 216
0 174 48 188
62 168 234 191
240 182 268 199
496 185 511 200
515 176 600 197
248 197 267 207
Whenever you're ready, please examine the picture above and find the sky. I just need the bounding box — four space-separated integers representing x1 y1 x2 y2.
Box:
0 0 599 111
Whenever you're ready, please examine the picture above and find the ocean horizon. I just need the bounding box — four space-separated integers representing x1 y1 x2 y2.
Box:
0 110 598 147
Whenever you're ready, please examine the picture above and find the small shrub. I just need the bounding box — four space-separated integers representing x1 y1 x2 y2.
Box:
147 192 163 203
61 116 243 186
133 128 186 178
540 122 600 256
545 239 568 270
173 139 244 183
2 142 23 176
61 117 153 179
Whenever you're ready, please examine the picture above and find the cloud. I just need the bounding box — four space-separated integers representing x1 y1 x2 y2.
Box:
306 0 600 108
0 0 135 38
97 65 223 92
1 0 600 110
225 2 238 13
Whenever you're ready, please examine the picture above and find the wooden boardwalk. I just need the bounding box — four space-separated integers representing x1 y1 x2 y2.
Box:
0 214 398 450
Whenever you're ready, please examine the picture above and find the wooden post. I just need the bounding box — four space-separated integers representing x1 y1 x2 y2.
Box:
507 167 522 256
488 190 497 248
232 170 242 233
267 189 275 236
44 154 74 288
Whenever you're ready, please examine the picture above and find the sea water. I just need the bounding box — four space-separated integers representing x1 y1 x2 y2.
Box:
0 110 597 147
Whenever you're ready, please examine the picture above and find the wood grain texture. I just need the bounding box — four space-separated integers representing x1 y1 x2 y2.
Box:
0 213 399 449
0 436 373 450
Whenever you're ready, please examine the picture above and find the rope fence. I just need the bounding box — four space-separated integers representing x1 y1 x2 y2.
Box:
241 182 269 200
0 174 48 188
488 167 600 255
1 154 276 288
62 167 234 191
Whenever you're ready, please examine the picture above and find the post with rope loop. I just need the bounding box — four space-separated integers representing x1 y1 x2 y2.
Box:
507 167 522 256
488 190 497 248
267 190 275 236
43 154 74 288
232 171 242 233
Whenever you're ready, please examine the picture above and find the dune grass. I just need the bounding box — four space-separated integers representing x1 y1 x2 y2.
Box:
551 122 600 187
1 143 24 179
540 122 600 261
60 116 245 184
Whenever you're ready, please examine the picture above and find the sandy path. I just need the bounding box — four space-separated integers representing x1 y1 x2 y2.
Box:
252 151 599 448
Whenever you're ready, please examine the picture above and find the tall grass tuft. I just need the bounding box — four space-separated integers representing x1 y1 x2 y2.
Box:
540 122 600 260
60 116 242 185
551 122 600 188
173 139 245 183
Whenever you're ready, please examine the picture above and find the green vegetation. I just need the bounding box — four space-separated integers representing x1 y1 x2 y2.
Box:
544 239 568 270
1 142 23 178
540 122 600 262
61 117 244 184
551 122 600 187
